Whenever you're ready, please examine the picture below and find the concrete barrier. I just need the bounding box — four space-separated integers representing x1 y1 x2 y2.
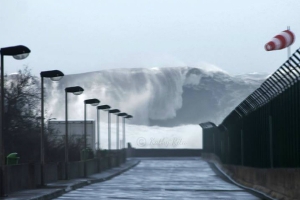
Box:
68 161 84 179
128 148 202 157
45 163 59 183
86 159 98 176
5 164 32 193
224 165 300 199
4 150 126 194
202 153 299 200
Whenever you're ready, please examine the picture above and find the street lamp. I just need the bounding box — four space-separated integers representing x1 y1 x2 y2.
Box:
117 113 127 149
123 115 133 149
111 110 122 150
40 70 64 186
108 109 120 150
84 98 100 177
97 105 111 150
0 45 31 196
65 86 84 180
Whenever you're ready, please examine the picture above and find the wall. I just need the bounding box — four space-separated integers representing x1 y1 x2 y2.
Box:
4 150 126 194
128 148 202 157
203 153 300 200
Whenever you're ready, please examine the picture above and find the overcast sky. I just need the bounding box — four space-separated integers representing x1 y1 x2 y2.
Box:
1 0 300 76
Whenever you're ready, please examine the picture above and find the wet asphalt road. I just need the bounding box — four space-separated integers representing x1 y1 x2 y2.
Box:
54 158 261 200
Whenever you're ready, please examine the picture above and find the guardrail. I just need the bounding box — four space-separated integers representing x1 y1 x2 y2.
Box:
201 48 300 168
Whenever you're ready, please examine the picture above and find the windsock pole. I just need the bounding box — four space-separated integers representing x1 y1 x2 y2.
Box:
288 26 291 58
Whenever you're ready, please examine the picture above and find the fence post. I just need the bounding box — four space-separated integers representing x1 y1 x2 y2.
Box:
227 133 230 164
213 132 216 154
28 163 35 189
269 115 273 168
241 129 244 166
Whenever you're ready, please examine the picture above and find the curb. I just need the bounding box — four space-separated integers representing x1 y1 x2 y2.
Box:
30 160 141 200
90 160 140 184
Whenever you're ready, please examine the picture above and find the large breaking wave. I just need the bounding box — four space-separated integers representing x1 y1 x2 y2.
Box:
45 66 264 126
46 67 261 126
46 67 183 125
43 66 266 148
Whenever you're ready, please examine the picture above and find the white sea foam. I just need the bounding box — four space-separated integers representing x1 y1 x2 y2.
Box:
62 120 202 149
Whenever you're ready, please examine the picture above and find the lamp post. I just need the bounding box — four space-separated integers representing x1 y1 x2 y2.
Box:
123 115 133 149
117 113 127 149
84 98 100 177
65 86 84 180
97 105 111 150
40 70 64 186
110 110 122 150
0 45 31 196
108 109 120 150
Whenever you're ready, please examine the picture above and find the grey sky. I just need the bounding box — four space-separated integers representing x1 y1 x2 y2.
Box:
1 0 300 76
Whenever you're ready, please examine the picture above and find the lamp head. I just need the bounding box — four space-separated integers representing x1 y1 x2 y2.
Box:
84 98 100 106
109 109 120 114
65 86 84 95
118 112 127 117
1 45 31 60
97 105 111 110
40 70 64 81
199 122 216 129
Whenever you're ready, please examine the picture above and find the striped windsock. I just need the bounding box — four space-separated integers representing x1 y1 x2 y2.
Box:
265 30 295 51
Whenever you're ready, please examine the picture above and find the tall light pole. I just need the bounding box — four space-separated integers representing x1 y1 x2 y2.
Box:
97 105 110 150
84 98 100 177
111 110 122 150
65 86 84 180
0 45 31 196
117 113 127 149
108 109 120 150
40 70 64 186
123 115 133 149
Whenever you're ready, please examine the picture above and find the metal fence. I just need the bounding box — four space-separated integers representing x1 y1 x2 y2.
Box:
201 48 300 168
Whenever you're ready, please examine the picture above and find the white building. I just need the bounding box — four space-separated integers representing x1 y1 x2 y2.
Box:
48 120 96 151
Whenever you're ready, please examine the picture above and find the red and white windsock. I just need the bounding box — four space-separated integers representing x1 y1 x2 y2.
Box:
265 30 295 51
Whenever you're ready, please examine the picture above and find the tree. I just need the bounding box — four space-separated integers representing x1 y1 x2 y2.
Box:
3 67 41 162
3 67 83 163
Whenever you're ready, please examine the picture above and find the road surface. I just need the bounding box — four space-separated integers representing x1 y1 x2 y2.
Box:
55 158 261 200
